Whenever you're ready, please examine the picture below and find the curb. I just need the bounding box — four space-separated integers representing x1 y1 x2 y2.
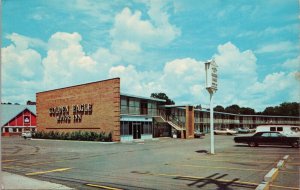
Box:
256 155 290 190
283 155 289 161
255 182 270 190
276 160 285 169
264 168 279 182
31 138 117 144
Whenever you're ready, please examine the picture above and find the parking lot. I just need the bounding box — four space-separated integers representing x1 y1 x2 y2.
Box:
2 135 300 190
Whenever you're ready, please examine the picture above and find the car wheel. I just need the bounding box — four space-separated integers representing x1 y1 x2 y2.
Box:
214 132 217 135
24 136 27 139
291 141 299 148
227 133 232 135
248 142 257 147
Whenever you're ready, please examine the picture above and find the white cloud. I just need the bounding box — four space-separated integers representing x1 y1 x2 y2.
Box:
6 33 47 49
2 35 43 84
108 58 205 104
110 6 180 54
255 41 296 54
237 24 298 38
212 42 298 110
2 30 299 112
2 33 44 104
43 32 98 89
214 41 257 83
109 65 144 94
282 55 300 70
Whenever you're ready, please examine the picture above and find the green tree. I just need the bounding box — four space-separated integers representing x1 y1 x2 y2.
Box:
214 105 225 112
225 104 240 114
263 102 299 116
240 107 255 115
194 104 202 109
150 93 175 105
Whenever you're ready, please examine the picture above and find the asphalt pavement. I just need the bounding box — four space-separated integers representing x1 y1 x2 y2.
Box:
1 135 299 190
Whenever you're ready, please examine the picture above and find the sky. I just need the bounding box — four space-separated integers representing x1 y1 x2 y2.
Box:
2 0 300 111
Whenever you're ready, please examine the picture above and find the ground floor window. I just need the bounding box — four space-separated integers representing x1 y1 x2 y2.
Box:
120 121 153 136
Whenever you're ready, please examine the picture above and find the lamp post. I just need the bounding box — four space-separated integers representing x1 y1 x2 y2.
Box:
205 60 218 154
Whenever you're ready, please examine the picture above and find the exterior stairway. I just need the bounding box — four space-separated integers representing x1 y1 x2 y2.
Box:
153 115 185 131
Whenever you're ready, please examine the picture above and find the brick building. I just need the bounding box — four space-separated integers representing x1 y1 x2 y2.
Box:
35 78 299 142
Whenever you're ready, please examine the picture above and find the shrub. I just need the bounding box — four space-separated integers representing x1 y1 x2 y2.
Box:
32 130 112 142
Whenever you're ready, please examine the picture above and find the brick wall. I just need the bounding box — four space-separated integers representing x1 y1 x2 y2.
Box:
36 78 120 141
185 105 195 139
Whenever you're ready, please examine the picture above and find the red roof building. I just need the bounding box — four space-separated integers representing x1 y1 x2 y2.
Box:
1 105 36 136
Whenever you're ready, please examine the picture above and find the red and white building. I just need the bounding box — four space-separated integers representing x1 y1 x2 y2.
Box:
1 104 36 136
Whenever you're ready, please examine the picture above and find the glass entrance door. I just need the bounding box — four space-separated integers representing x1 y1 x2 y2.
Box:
133 123 141 139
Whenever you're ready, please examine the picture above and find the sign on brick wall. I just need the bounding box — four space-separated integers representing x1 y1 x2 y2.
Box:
49 104 93 123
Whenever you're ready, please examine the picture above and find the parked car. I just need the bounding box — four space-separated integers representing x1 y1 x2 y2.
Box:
234 131 300 148
21 131 32 139
194 130 204 138
236 127 251 134
255 125 300 137
214 128 237 135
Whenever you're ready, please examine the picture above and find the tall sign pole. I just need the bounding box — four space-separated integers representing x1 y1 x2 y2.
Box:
205 60 218 154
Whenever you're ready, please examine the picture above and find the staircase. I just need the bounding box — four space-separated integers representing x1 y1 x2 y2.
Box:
153 114 185 131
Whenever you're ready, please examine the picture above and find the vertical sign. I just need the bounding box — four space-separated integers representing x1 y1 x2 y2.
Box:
205 60 218 93
205 60 218 154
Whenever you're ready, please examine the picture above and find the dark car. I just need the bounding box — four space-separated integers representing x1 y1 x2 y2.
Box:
234 131 300 148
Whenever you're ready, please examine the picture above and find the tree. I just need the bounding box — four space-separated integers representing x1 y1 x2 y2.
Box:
225 104 240 114
194 104 202 109
262 102 299 116
150 93 175 105
214 105 225 112
239 107 255 115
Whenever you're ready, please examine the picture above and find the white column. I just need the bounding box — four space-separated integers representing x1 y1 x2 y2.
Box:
210 92 215 154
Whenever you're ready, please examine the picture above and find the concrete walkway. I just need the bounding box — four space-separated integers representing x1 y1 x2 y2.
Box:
1 172 73 189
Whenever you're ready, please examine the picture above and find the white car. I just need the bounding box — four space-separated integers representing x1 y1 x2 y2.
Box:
214 128 237 135
21 131 32 139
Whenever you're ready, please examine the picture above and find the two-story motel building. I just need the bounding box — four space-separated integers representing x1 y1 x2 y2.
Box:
36 78 300 142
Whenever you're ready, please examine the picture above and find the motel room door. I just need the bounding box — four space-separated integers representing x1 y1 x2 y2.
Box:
133 123 141 139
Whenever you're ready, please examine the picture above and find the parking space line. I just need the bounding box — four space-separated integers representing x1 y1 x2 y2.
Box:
270 184 300 190
175 164 269 172
25 167 71 176
287 162 300 166
189 158 277 164
131 171 259 186
221 151 299 155
2 159 18 163
86 184 123 190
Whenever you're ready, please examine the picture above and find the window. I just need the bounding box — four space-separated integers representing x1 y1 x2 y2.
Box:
277 127 283 132
261 133 270 137
270 127 276 131
12 128 17 132
129 99 140 115
120 122 129 135
270 133 281 137
121 97 129 114
142 122 152 134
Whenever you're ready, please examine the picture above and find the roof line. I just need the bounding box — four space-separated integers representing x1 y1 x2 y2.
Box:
36 78 120 94
2 107 36 127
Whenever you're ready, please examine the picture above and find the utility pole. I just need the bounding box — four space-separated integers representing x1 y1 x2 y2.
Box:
205 60 218 154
